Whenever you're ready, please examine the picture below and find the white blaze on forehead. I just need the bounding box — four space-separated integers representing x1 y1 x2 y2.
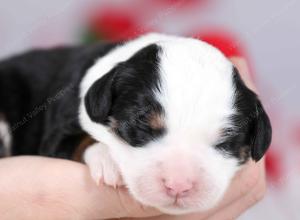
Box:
156 38 235 142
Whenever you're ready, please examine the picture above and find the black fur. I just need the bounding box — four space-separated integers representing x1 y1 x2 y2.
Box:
215 67 272 163
85 44 166 147
0 42 117 158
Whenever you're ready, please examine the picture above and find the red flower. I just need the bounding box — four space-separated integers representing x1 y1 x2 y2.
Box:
194 30 245 57
265 149 283 185
89 8 150 41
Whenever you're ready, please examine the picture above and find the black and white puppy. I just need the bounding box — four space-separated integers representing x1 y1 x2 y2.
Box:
0 33 271 214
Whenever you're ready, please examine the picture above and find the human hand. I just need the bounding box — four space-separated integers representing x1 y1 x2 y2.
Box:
0 156 161 220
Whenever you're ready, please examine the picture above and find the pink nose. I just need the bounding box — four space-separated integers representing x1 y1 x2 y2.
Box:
163 178 194 198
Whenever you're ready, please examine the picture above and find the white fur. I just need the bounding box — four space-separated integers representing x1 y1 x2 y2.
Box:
79 33 240 214
0 120 11 156
83 143 123 187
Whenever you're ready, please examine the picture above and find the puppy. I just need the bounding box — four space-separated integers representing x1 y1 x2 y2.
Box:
0 33 271 214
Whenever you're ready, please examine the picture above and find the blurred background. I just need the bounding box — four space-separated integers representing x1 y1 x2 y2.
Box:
0 0 299 219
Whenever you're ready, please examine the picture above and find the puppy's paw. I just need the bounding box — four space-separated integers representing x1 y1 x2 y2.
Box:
83 143 123 188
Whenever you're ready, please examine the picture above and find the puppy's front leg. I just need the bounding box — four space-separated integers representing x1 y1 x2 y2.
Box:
83 143 123 187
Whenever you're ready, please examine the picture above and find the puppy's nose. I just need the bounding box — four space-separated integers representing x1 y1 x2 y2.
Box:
163 178 194 198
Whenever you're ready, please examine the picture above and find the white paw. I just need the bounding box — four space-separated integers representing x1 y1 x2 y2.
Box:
83 143 123 187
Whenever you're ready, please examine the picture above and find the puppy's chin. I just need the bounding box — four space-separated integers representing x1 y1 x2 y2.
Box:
125 176 228 216
156 201 218 215
157 206 200 215
135 192 225 215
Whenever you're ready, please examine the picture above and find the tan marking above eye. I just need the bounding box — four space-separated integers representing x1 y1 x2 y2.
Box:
149 112 165 129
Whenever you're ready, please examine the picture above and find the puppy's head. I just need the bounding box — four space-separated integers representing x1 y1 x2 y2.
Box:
80 34 271 214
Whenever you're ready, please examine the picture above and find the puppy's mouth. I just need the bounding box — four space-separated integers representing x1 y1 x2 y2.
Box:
171 196 189 208
158 198 199 214
159 203 195 215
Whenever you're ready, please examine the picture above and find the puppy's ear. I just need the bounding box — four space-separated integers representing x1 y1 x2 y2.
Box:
84 68 117 124
249 99 272 161
232 66 272 162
